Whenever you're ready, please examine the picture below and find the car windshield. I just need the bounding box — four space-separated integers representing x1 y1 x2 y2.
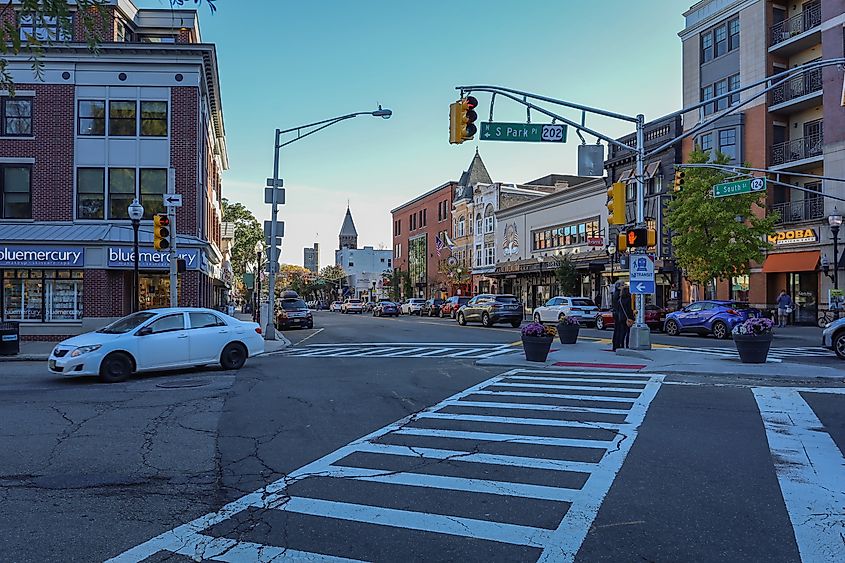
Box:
458 298 470 304
96 311 157 334
495 296 519 304
571 298 595 307
281 299 308 310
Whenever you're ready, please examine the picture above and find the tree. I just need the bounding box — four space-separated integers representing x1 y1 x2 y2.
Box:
0 1 215 91
222 198 263 289
277 264 311 296
554 256 579 295
665 148 778 288
319 265 347 299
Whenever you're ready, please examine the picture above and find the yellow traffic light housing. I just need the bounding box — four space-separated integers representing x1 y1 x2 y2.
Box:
607 182 626 225
647 228 657 248
617 232 627 252
153 214 171 251
449 96 478 145
673 169 685 192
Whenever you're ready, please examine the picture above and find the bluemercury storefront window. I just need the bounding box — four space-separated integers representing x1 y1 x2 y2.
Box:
730 274 750 302
2 270 83 321
139 274 181 310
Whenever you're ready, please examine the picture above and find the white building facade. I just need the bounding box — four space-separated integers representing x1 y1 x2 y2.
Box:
335 246 393 301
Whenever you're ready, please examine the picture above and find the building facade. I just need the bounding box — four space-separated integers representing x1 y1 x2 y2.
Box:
451 150 493 296
335 246 393 301
0 0 227 339
680 0 845 322
304 243 319 273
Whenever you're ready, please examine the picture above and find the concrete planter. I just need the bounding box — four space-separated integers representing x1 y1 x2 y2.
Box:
522 335 553 362
556 324 580 344
733 333 773 364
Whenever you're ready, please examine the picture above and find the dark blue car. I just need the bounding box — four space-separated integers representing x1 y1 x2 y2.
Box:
664 300 760 339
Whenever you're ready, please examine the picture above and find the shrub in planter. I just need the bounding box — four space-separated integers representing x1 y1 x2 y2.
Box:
732 317 774 364
521 322 557 362
556 316 580 344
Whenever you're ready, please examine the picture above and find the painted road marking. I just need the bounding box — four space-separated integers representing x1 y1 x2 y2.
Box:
472 389 637 403
441 399 631 415
108 369 664 563
283 343 514 359
678 345 831 361
753 387 845 563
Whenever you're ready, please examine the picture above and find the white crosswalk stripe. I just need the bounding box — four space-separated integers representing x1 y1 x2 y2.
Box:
107 369 664 563
677 345 832 360
281 342 516 359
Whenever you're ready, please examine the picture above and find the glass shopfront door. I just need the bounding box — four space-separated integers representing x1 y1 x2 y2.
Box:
788 271 818 325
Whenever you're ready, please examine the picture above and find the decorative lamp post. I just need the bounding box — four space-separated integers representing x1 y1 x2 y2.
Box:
127 199 144 312
606 242 616 281
829 208 843 317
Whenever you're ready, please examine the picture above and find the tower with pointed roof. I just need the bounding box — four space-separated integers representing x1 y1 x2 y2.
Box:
338 206 358 250
456 148 493 201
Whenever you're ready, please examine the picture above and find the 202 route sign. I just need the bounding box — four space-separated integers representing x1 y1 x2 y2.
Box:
713 177 766 198
480 122 567 143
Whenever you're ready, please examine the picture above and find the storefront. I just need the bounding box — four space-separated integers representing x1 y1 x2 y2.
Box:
1 246 86 323
762 243 820 325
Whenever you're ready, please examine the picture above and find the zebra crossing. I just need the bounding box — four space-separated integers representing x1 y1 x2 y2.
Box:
678 345 832 361
107 368 664 562
281 342 519 359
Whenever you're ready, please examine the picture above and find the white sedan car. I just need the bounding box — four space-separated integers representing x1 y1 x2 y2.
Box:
47 308 265 383
533 296 599 326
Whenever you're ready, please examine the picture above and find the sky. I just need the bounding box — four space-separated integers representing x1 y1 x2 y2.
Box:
150 0 687 267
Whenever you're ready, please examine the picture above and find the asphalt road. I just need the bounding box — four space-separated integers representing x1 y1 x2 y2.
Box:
1 311 843 562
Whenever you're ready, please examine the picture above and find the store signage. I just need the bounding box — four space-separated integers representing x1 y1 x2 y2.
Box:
0 245 84 267
587 237 604 247
767 228 817 246
107 247 200 270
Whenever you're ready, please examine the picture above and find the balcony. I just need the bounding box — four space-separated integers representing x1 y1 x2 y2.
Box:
769 4 822 55
770 132 823 171
770 198 824 225
769 68 823 113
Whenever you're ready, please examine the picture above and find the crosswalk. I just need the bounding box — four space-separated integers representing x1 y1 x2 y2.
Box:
107 368 665 562
281 342 518 359
679 345 832 361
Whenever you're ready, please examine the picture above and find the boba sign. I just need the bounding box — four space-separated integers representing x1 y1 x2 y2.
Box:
767 228 818 246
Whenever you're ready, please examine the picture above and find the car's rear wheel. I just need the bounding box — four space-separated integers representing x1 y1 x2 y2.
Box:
482 313 493 327
665 319 680 336
834 331 845 359
99 352 133 384
220 342 247 370
457 312 467 326
712 321 729 340
596 315 605 330
511 320 521 328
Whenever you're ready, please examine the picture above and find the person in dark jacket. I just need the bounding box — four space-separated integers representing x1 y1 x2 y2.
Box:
619 285 635 348
611 281 625 351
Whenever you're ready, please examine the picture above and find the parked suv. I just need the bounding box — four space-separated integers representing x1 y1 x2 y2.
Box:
457 294 523 328
664 300 759 339
421 298 446 317
401 298 426 315
341 298 365 314
533 296 599 326
277 298 313 330
441 296 470 319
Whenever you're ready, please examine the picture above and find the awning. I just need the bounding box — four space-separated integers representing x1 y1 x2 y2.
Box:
618 169 633 182
762 250 819 273
644 161 661 179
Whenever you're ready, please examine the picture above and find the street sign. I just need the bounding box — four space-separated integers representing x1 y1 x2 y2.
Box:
629 254 655 295
264 220 285 238
480 122 567 143
713 177 766 198
264 187 285 205
265 236 281 247
578 144 605 176
162 194 182 207
266 178 284 187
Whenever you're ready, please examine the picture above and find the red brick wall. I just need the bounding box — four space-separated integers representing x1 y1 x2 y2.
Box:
0 83 74 222
73 6 116 42
170 87 199 237
84 269 129 318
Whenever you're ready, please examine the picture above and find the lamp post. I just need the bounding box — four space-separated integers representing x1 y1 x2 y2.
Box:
265 106 392 340
606 242 616 281
127 199 144 313
830 207 843 317
255 242 263 322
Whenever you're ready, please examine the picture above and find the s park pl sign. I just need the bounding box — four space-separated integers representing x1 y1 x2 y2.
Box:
480 122 567 143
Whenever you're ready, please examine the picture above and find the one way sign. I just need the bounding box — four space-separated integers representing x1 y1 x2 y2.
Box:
163 194 183 207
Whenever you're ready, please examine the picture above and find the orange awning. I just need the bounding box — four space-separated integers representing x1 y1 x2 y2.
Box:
762 250 819 273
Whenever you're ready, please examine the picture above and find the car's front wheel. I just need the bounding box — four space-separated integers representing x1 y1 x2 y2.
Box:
712 321 729 340
595 315 605 330
833 330 845 359
99 352 133 384
482 313 493 327
457 312 467 326
220 342 247 370
665 319 680 336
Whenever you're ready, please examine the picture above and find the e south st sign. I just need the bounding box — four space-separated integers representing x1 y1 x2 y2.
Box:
713 177 766 198
480 122 567 143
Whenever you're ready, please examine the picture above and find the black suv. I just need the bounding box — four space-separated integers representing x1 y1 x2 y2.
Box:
421 298 446 317
277 298 313 330
457 294 523 328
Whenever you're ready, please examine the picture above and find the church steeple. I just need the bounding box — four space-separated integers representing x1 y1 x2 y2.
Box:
339 206 358 250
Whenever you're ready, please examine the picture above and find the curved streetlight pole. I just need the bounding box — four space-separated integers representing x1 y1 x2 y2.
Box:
264 106 392 340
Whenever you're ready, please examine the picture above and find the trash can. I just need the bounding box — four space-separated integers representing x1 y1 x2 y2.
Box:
0 321 20 356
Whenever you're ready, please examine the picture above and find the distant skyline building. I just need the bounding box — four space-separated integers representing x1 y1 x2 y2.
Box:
304 243 320 273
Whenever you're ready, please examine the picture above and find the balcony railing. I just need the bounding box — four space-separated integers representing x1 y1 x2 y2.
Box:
770 198 824 224
770 3 821 47
770 68 822 106
770 132 823 166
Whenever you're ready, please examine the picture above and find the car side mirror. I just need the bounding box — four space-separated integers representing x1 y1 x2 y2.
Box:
137 326 153 336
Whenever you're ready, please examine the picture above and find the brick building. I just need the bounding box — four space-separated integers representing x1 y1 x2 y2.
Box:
0 0 228 339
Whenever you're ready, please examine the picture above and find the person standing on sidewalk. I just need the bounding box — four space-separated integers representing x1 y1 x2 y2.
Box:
611 281 625 351
777 290 792 328
620 285 635 348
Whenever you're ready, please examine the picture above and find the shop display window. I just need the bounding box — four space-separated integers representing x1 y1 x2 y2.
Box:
2 270 83 322
139 274 181 310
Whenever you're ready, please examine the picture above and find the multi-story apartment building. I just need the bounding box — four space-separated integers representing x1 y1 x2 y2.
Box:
680 0 844 323
0 0 227 339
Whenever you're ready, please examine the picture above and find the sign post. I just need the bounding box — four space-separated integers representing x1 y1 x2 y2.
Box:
713 177 766 198
166 168 178 307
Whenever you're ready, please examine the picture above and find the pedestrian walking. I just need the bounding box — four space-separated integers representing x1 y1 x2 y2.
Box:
776 290 792 328
611 281 625 351
620 285 634 348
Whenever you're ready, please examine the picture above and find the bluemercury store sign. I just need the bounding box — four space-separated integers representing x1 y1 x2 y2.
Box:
0 245 84 267
108 247 200 270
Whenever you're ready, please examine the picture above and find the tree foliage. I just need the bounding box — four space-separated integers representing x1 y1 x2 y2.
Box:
222 198 262 289
665 148 777 286
276 264 312 295
554 257 579 296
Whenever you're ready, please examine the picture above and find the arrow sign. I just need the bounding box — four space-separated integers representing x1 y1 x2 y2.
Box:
629 254 655 295
163 194 183 207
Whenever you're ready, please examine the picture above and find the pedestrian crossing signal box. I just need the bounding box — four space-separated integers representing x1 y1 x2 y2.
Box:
626 228 657 248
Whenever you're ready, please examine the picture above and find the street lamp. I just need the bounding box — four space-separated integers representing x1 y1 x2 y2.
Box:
606 242 616 281
127 199 144 313
264 105 393 340
829 207 842 315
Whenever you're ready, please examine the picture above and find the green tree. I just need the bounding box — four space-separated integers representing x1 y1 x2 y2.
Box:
319 264 347 299
554 256 579 295
0 1 215 91
665 148 778 287
222 198 263 288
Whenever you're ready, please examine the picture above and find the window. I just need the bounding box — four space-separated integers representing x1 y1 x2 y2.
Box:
139 169 166 218
627 181 636 201
109 101 136 136
484 214 494 233
701 31 714 62
3 270 84 322
2 97 32 136
730 274 749 302
140 101 167 136
475 244 482 267
714 24 728 57
1 165 31 219
714 79 728 111
78 100 105 136
19 13 71 41
718 129 737 160
394 244 401 259
348 262 354 267
728 74 740 106
422 208 426 226
457 216 465 237
189 312 225 329
108 168 136 220
701 85 714 116
485 245 494 266
77 168 105 220
699 133 713 153
476 213 482 234
140 35 176 43
148 313 185 333
728 18 740 51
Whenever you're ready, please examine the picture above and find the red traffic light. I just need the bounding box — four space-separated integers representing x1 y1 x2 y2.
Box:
155 214 170 227
465 95 478 110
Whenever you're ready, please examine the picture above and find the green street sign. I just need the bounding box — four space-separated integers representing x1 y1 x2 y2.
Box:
713 177 767 198
480 122 567 143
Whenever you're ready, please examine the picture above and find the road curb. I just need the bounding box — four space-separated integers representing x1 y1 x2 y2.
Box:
0 354 50 362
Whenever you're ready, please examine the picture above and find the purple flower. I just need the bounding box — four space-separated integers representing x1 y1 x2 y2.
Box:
521 322 556 337
558 316 581 326
732 317 774 336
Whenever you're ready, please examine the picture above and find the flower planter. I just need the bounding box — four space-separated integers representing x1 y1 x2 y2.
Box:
733 333 773 364
522 335 553 362
556 323 580 344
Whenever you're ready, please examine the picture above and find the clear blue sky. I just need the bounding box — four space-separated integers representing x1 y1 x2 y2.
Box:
155 0 687 266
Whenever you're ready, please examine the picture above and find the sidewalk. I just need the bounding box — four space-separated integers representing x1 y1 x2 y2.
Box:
476 339 844 380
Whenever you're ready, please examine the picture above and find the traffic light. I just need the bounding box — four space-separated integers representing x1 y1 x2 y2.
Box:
449 96 478 144
153 214 171 251
606 182 626 225
673 169 685 192
626 228 657 248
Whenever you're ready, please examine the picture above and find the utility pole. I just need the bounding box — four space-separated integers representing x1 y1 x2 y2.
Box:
629 114 651 349
265 128 282 340
168 168 178 307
